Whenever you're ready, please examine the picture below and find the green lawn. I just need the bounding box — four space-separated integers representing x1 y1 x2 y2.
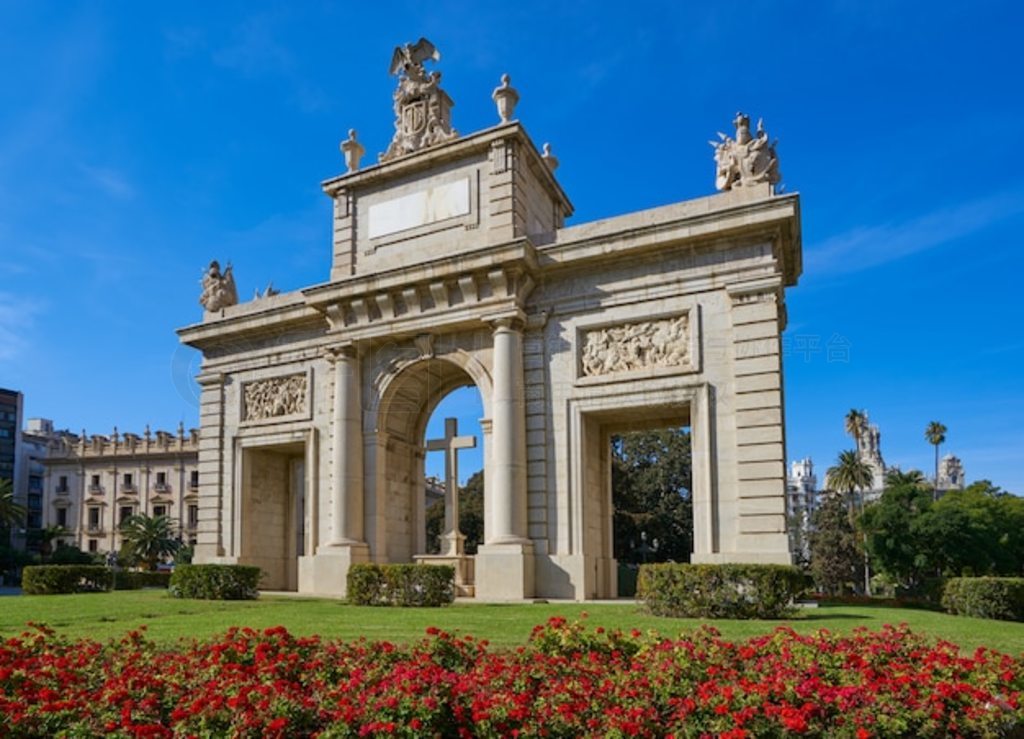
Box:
2 590 1022 654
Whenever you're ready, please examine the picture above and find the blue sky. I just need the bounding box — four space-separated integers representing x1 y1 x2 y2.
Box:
1 2 1021 491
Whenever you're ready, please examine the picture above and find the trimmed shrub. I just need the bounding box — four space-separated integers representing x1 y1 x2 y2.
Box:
942 577 1024 621
637 563 806 619
347 563 454 607
169 564 261 600
112 571 173 590
134 571 172 589
22 565 113 594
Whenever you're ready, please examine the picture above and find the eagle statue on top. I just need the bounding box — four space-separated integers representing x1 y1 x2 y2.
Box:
380 37 458 162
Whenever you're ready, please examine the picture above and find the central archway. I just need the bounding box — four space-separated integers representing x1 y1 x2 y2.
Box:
365 350 491 572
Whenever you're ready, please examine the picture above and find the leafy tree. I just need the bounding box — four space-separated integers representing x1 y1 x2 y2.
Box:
809 493 861 595
49 543 94 565
425 470 484 555
928 480 1024 576
860 482 934 588
0 478 25 532
119 514 180 570
825 450 875 594
611 428 692 564
924 421 947 500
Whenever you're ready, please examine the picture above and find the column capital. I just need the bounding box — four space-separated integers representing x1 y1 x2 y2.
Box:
484 309 526 333
324 342 358 364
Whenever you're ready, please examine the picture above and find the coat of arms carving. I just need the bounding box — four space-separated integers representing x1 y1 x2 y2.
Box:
380 38 458 163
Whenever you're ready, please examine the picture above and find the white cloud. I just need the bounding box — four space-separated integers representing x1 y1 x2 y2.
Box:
0 291 43 362
806 187 1024 275
80 164 134 201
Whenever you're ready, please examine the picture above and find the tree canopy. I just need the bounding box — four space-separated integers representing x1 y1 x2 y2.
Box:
611 428 692 564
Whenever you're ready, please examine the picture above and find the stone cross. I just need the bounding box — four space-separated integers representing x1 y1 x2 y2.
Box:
426 417 476 556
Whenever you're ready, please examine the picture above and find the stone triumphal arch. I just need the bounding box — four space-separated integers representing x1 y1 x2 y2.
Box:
179 40 802 600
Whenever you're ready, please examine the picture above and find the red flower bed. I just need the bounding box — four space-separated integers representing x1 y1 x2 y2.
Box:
1 617 1020 737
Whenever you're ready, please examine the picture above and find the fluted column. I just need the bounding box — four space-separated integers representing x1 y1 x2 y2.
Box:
488 316 528 543
328 344 364 545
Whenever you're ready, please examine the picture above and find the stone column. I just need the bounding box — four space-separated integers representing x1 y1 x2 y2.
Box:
302 344 368 597
475 315 534 600
488 316 528 543
328 344 364 545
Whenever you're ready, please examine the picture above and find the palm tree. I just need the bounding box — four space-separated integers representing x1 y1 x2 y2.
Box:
844 409 867 452
825 450 875 595
884 468 927 489
826 450 874 513
924 421 947 500
37 525 69 563
119 514 180 571
0 479 26 531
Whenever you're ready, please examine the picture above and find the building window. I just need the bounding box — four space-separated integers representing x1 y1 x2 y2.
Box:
88 539 98 553
153 505 166 518
189 470 199 489
57 475 68 493
156 471 167 486
119 506 133 526
122 472 134 488
88 507 101 531
187 504 199 529
90 474 101 492
56 508 68 528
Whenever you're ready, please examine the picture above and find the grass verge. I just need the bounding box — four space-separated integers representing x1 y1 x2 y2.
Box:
1 589 1022 653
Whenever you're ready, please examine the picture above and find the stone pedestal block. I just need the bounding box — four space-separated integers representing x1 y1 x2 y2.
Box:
299 544 370 597
474 541 534 600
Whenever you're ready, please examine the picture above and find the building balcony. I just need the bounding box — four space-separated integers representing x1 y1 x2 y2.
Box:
55 485 70 495
188 479 199 491
88 484 103 495
153 483 170 494
86 524 105 535
120 483 137 493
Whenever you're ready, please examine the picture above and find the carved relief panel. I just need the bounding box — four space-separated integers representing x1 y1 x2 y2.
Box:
577 309 698 382
240 371 312 425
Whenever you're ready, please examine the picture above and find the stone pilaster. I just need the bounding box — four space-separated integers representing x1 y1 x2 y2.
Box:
194 371 226 559
722 278 792 563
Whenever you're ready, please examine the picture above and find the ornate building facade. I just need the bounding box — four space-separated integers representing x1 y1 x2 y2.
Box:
39 424 200 555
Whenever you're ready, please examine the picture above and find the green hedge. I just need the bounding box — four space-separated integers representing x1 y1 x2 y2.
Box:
22 565 113 595
113 570 173 590
942 577 1024 622
637 563 806 619
169 564 262 600
347 563 454 607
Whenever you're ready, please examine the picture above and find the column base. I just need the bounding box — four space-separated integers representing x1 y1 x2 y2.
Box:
474 541 534 601
298 544 371 597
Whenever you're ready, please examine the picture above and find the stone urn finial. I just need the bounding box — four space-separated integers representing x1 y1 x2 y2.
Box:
340 129 365 173
541 142 559 172
492 73 519 123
